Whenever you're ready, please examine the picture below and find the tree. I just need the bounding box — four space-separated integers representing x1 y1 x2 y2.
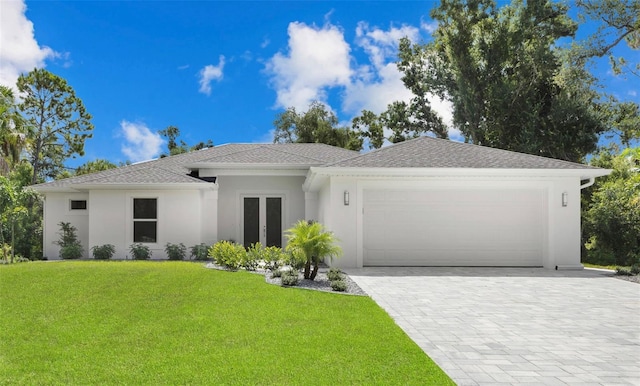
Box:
17 68 93 184
353 101 448 150
583 147 640 266
285 220 342 281
75 159 117 175
159 125 213 157
274 101 363 151
0 85 29 175
0 176 38 262
575 0 640 76
393 0 606 162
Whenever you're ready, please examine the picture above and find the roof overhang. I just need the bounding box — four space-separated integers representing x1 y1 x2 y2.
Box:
303 167 612 191
33 182 218 193
185 162 315 170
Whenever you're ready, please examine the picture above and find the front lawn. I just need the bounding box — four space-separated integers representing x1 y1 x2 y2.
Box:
0 261 452 385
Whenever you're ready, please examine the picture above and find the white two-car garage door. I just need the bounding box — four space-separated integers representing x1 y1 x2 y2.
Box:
363 189 545 266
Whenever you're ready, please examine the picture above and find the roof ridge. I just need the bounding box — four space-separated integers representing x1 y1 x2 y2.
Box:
259 144 329 163
322 138 414 167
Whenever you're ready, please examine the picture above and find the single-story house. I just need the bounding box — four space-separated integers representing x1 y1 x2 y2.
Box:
32 136 610 269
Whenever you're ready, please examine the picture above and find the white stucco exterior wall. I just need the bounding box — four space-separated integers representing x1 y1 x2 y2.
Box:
42 192 90 260
216 176 306 246
546 177 582 269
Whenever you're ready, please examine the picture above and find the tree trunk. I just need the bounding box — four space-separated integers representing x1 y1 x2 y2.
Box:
303 260 311 279
309 261 319 281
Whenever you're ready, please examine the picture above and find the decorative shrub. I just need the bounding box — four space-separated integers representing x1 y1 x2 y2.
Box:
54 222 84 259
327 267 344 282
331 280 347 292
616 267 633 276
208 241 245 270
190 243 210 261
631 264 640 275
165 242 187 260
262 246 286 271
271 269 283 278
280 270 299 286
91 244 115 260
243 242 262 271
285 220 342 281
129 243 152 260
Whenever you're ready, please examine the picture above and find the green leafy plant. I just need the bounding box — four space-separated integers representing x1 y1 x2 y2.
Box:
165 242 186 260
280 270 299 286
262 245 286 272
91 244 115 260
243 242 262 271
615 267 633 276
129 243 152 260
285 220 342 281
271 269 283 278
331 280 347 292
190 243 210 261
327 267 344 282
631 264 640 275
208 241 245 270
54 222 83 259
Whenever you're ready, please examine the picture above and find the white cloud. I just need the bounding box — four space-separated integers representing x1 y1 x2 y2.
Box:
0 0 57 88
119 120 164 162
177 64 190 70
198 55 225 95
260 37 270 49
265 21 352 110
629 90 637 97
420 18 438 34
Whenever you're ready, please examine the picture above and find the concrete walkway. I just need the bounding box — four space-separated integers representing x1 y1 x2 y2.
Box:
347 267 640 385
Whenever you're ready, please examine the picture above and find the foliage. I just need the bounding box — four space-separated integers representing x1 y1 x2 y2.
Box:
280 269 299 286
385 0 607 162
17 68 94 184
159 125 213 157
262 245 286 272
615 267 633 276
631 263 640 275
0 261 452 384
75 159 117 176
243 242 261 271
54 222 83 259
190 243 210 261
270 268 283 278
165 242 187 260
583 147 640 266
0 85 29 175
91 244 115 260
285 220 342 281
129 243 152 260
0 176 39 262
208 240 246 270
327 267 344 282
331 280 347 292
274 101 362 151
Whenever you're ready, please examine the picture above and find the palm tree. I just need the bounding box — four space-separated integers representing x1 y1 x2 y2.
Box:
285 220 342 280
0 86 29 175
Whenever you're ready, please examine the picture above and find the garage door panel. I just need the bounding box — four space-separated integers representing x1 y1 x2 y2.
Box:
363 188 544 267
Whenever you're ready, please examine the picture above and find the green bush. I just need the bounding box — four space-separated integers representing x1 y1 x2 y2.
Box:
271 269 283 278
281 270 299 286
262 246 286 271
165 243 186 260
631 264 640 275
129 243 152 260
91 244 115 260
190 243 210 261
208 241 245 270
616 267 633 276
54 222 83 259
327 267 344 281
243 242 262 271
285 220 342 281
331 280 347 292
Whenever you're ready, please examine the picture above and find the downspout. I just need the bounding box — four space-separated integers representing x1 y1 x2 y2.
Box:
580 177 595 190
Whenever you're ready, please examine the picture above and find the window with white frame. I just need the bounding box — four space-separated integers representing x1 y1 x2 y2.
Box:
70 200 87 210
133 198 157 243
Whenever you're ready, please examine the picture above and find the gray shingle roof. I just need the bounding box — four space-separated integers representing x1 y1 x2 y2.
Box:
33 143 360 189
328 136 599 169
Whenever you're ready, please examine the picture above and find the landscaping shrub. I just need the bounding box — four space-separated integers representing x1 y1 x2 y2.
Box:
91 244 115 260
331 280 347 292
165 242 187 260
129 243 152 260
616 267 633 276
54 222 83 259
208 241 245 270
285 220 342 280
271 269 283 278
190 243 210 261
243 242 262 271
327 267 344 281
631 264 640 275
262 245 286 271
280 270 299 286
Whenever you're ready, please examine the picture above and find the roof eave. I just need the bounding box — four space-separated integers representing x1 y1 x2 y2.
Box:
34 182 218 193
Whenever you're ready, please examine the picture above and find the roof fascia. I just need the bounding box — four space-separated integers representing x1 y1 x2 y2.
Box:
185 162 316 170
65 183 218 192
199 168 309 177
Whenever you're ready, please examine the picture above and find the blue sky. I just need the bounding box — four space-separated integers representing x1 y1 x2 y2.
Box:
0 0 638 167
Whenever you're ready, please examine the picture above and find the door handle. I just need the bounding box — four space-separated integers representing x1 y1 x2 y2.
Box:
263 225 266 237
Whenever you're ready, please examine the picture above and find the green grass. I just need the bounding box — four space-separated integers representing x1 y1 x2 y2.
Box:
0 261 452 385
583 263 624 270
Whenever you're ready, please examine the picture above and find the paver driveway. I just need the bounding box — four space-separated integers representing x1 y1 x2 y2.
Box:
347 267 640 385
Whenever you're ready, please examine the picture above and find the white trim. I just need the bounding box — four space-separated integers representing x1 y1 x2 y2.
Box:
236 190 287 247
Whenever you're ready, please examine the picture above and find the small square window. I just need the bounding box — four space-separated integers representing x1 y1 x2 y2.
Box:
70 200 87 210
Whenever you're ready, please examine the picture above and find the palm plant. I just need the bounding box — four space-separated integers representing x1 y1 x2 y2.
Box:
0 86 29 175
285 220 342 280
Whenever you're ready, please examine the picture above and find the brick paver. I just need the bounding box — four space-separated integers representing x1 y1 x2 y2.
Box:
348 267 640 385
